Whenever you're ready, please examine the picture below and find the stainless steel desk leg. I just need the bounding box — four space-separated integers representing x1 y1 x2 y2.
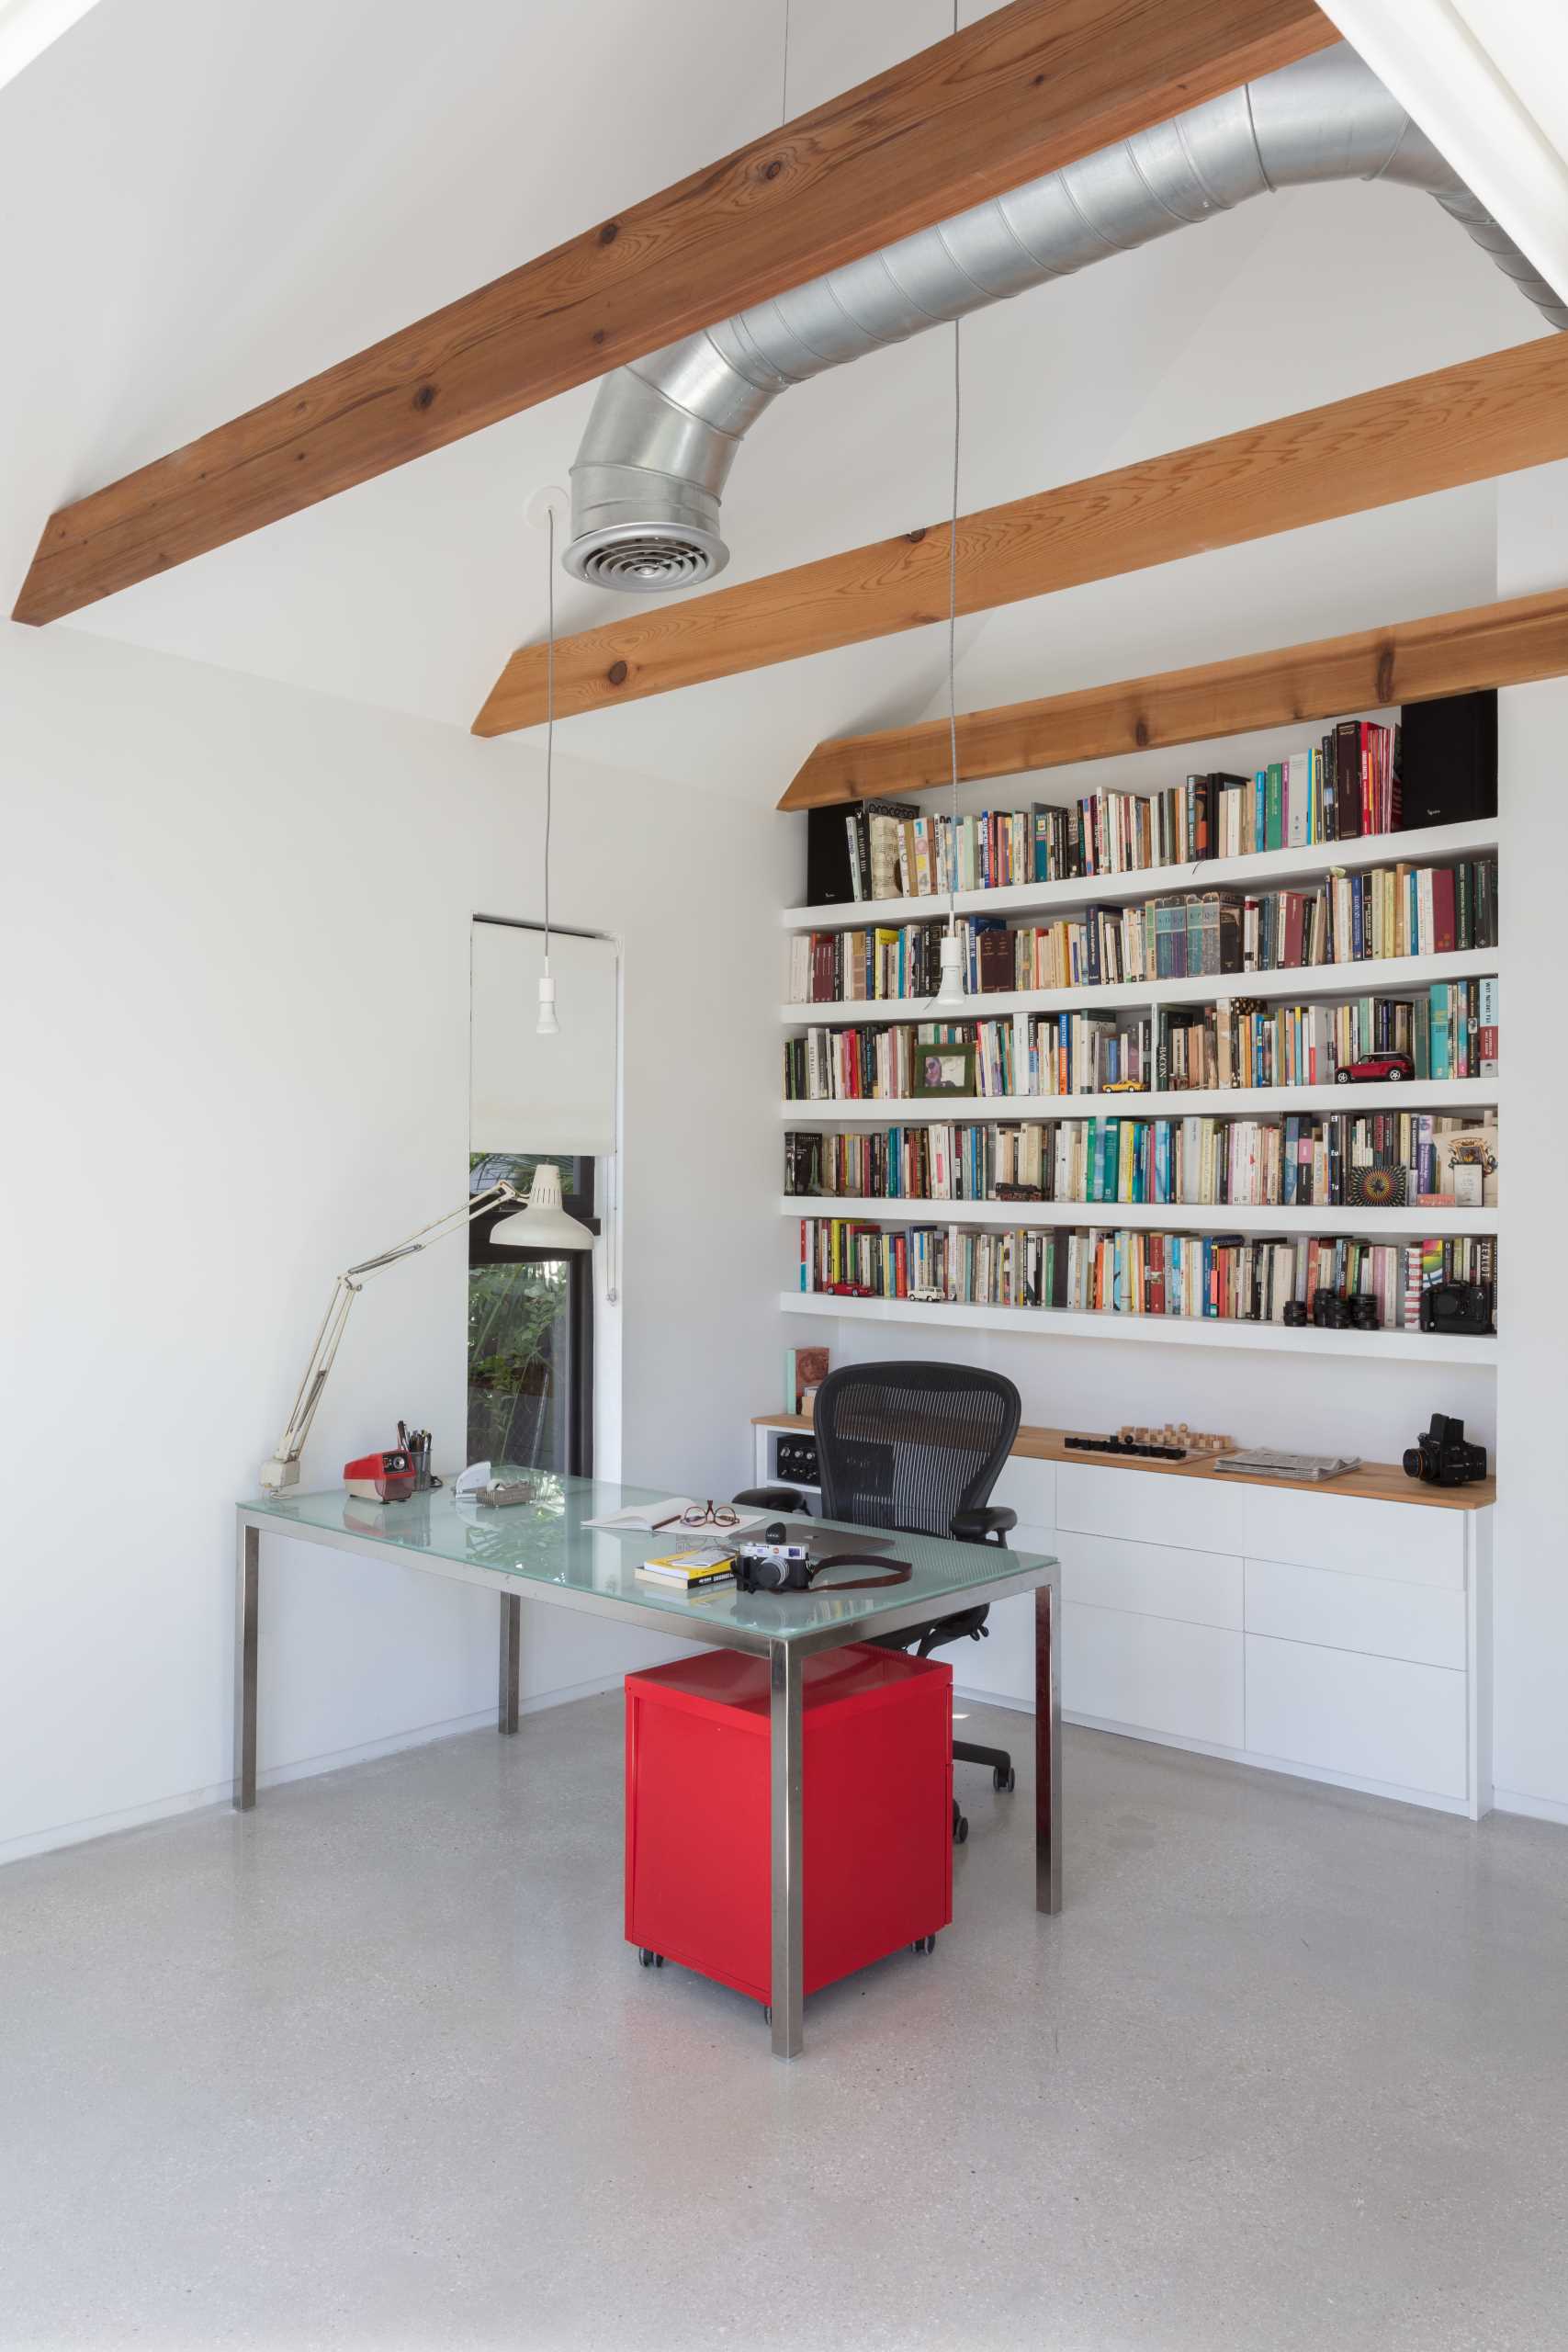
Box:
769 1640 805 2059
1035 1577 1061 1916
498 1594 521 1735
234 1522 259 1812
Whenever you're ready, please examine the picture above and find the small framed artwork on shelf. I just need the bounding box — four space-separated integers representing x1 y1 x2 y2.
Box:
1446 1125 1499 1207
912 1042 976 1099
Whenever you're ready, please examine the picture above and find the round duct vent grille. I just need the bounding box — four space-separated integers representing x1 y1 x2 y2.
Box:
579 537 711 590
563 523 729 594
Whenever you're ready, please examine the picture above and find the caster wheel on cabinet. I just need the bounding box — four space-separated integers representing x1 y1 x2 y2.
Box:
910 1935 937 1956
637 1949 664 1969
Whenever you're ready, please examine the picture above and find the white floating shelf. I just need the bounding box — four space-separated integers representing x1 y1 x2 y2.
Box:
781 947 1500 1025
780 1078 1499 1122
784 818 1498 933
779 1289 1499 1365
781 1198 1499 1237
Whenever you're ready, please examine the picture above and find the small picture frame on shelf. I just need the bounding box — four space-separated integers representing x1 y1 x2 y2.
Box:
912 1043 976 1098
1446 1124 1499 1208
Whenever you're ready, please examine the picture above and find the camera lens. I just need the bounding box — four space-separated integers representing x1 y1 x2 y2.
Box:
1402 1448 1425 1479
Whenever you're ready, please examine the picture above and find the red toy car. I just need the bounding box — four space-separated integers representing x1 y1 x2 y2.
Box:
1336 1052 1414 1084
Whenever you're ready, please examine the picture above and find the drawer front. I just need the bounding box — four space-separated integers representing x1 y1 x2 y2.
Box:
1242 1487 1464 1590
948 1518 1053 1705
1058 1531 1242 1632
1055 1463 1246 1555
1065 1602 1244 1749
1245 1557 1465 1670
991 1457 1055 1530
950 1589 1034 1704
1244 1634 1467 1799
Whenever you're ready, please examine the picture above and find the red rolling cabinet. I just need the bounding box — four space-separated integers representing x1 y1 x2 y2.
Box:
625 1643 953 2009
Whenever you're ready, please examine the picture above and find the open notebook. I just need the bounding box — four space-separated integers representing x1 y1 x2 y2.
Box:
583 1499 773 1535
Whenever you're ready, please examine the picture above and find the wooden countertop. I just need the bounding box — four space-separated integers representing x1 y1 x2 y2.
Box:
753 1413 1495 1510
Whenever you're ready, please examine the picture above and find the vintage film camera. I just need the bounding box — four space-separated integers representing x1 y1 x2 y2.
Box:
1418 1282 1495 1338
1403 1414 1488 1488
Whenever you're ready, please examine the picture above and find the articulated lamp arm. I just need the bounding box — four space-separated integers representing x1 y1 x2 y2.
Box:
258 1182 525 1492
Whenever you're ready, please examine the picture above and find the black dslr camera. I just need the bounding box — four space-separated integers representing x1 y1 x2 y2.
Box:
1403 1414 1488 1488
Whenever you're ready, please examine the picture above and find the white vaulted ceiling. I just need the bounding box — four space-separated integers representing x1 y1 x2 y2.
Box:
0 0 1551 802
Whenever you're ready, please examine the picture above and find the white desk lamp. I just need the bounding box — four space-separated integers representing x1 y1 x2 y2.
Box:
259 1165 592 1492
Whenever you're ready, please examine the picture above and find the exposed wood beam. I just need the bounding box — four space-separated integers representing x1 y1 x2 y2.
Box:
472 334 1568 737
778 587 1568 808
12 0 1336 628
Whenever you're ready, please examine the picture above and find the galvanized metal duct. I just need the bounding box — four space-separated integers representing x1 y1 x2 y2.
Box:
565 41 1565 594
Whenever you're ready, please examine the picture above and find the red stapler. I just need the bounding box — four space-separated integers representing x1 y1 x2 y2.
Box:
344 1449 418 1503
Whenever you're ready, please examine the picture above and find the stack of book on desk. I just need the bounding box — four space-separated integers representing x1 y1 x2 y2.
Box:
637 1546 736 1591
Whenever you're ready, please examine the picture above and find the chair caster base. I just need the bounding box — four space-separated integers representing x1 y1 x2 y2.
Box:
953 1802 969 1844
994 1765 1016 1792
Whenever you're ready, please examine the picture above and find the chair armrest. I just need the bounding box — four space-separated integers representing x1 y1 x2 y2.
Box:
950 1504 1017 1546
733 1485 806 1514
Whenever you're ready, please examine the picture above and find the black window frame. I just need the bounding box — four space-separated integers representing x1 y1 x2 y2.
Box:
468 1159 598 1479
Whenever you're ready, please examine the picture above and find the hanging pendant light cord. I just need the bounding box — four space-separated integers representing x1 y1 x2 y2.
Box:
544 504 555 965
946 315 961 933
945 0 962 939
780 0 791 121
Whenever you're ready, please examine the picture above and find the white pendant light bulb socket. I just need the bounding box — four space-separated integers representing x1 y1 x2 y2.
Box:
934 932 966 1008
536 971 559 1035
526 484 570 535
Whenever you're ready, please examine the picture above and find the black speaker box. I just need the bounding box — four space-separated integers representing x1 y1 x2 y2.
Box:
1399 689 1497 830
806 805 856 907
808 804 860 903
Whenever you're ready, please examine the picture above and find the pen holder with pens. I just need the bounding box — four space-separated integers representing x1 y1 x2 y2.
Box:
399 1424 439 1493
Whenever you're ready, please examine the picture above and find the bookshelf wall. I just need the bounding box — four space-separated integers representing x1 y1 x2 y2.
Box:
778 763 1500 1366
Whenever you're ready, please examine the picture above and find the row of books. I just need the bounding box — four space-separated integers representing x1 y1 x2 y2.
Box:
785 1112 1492 1210
1166 979 1498 1091
789 855 1499 1002
840 722 1402 902
783 980 1499 1102
796 1216 1496 1332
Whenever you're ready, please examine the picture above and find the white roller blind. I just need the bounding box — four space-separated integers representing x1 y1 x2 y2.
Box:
470 921 617 1157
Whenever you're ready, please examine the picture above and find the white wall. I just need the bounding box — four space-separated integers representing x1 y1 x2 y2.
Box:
0 621 781 1861
1492 461 1568 1822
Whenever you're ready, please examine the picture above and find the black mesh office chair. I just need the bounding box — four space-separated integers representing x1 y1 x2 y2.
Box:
737 1361 1021 1843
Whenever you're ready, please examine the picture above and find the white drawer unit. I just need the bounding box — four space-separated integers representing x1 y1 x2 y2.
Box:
1245 1635 1469 1802
1241 1486 1464 1590
951 1511 1054 1705
1058 1531 1242 1632
990 1456 1056 1531
1056 1462 1247 1556
750 1414 1494 1817
1244 1556 1465 1671
951 1589 1036 1705
1065 1603 1245 1751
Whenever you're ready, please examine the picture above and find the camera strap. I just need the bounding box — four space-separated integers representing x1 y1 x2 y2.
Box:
806 1553 912 1590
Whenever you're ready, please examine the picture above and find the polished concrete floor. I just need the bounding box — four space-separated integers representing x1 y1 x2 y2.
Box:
3 1702 1567 2352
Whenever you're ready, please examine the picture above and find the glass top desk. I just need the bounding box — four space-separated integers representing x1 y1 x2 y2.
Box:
235 1474 1061 2058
